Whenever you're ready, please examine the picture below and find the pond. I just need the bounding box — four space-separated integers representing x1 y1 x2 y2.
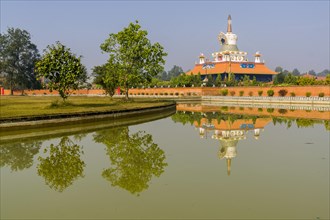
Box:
1 103 329 219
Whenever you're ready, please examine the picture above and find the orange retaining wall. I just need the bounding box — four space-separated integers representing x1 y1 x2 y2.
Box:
1 85 329 97
128 86 329 97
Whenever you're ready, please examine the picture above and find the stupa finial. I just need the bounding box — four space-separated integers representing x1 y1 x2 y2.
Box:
227 15 232 33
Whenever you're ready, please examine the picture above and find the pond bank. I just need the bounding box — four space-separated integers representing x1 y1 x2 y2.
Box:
0 102 176 129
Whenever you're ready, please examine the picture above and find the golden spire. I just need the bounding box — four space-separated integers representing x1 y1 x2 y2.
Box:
227 158 231 176
227 15 232 33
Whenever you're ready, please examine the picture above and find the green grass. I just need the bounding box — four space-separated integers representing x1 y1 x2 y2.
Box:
0 96 173 119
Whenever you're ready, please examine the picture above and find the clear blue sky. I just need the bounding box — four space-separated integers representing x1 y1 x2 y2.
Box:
1 1 329 75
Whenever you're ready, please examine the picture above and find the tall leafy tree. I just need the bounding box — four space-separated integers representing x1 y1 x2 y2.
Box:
100 21 167 99
35 42 87 101
92 59 119 97
0 28 40 95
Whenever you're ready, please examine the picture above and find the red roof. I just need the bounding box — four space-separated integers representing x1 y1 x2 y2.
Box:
186 62 277 75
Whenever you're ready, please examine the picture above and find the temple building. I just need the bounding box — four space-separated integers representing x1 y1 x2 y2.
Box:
186 15 277 82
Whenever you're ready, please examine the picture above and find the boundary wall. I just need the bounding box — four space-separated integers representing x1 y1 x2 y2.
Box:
1 85 329 97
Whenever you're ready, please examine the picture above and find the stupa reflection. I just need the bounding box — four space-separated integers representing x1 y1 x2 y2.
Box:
195 115 270 176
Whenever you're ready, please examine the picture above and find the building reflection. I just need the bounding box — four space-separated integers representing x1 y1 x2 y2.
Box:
196 116 270 175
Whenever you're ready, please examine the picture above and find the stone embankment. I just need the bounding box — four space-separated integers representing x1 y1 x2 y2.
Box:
0 102 176 128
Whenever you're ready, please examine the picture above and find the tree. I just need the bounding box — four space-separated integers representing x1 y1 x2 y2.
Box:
292 68 300 76
308 70 316 76
92 59 119 97
100 21 167 100
215 74 222 87
167 65 183 80
206 74 215 87
273 72 285 85
317 69 330 77
94 127 167 195
284 73 298 85
0 28 40 95
37 136 85 192
35 42 87 101
275 66 283 73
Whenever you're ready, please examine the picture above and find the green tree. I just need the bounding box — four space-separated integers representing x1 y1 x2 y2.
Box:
100 21 167 100
284 73 298 85
308 70 316 76
0 141 42 171
242 75 250 86
94 127 167 195
273 72 285 85
37 136 85 192
193 73 202 87
317 69 329 77
35 42 87 101
92 59 119 97
167 65 183 80
206 75 215 87
275 66 283 73
215 74 222 87
0 28 40 95
292 68 300 76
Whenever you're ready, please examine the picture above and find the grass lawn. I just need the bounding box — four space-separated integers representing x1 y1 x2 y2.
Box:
0 96 173 119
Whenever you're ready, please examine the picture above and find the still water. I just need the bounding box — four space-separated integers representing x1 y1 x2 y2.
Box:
1 103 329 219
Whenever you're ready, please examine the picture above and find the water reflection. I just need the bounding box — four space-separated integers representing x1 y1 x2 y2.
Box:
0 141 42 171
94 127 167 195
37 136 85 192
173 104 329 176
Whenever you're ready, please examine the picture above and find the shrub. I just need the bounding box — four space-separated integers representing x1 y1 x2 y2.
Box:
239 91 244 96
220 89 228 96
175 92 179 96
290 92 296 97
239 107 244 111
221 106 228 111
267 89 274 97
160 93 163 95
187 92 191 96
141 92 145 95
306 92 311 97
258 90 263 96
230 91 236 96
278 109 288 114
248 91 253 96
258 108 263 112
164 92 168 96
318 92 325 97
267 108 274 113
155 93 158 95
278 89 288 97
170 93 173 96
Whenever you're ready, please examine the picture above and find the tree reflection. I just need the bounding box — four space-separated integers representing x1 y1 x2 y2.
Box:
0 141 42 171
94 127 167 195
37 136 85 192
